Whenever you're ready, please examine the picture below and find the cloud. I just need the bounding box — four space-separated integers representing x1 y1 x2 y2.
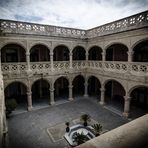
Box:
0 0 148 29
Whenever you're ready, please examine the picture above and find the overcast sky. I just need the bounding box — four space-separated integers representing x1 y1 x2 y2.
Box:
0 0 148 29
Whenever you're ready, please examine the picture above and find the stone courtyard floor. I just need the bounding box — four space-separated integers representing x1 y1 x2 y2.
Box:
7 98 128 148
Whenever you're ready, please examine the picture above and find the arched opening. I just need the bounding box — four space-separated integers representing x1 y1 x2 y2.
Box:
130 87 148 118
30 45 50 62
88 46 102 60
5 82 27 111
32 79 50 105
73 46 86 60
106 44 128 61
105 80 125 112
53 45 69 61
133 40 148 62
73 75 85 97
1 44 26 63
54 77 69 101
88 76 101 100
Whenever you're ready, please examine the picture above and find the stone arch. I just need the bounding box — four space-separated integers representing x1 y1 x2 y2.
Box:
128 85 148 117
72 46 86 60
0 41 27 52
105 43 128 61
31 78 51 89
31 78 50 104
72 75 85 97
30 44 50 62
4 80 28 90
104 42 129 51
1 43 26 62
132 38 148 62
104 79 126 111
88 46 103 60
29 43 50 52
53 44 70 52
53 45 70 61
87 75 101 98
131 38 148 51
54 76 69 101
4 81 28 110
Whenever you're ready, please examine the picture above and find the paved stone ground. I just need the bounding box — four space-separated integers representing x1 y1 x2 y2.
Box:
7 98 128 148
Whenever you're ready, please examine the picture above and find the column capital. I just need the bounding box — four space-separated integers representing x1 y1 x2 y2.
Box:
127 51 134 55
124 95 131 101
100 88 105 92
50 52 54 56
68 85 73 89
27 92 32 96
49 88 55 92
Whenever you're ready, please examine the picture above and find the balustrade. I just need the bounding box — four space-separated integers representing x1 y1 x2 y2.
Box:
1 61 148 76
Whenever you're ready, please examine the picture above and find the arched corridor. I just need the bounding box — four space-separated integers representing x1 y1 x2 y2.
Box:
133 40 148 62
73 46 86 60
88 46 102 60
54 77 69 101
106 44 128 61
105 80 125 112
32 79 50 105
53 45 69 61
130 86 148 118
88 76 101 99
73 75 85 97
1 44 26 63
30 45 50 62
5 82 27 111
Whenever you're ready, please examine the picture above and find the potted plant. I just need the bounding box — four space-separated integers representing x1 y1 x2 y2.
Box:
92 123 102 136
73 132 88 146
80 114 91 127
65 122 70 132
5 99 17 117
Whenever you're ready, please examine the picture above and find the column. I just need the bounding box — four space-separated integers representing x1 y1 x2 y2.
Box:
0 52 2 74
123 95 131 118
86 50 88 61
50 51 54 71
69 51 73 69
50 84 55 105
26 51 31 72
27 90 33 111
68 82 73 101
100 87 105 105
84 80 88 97
127 51 133 62
102 51 106 61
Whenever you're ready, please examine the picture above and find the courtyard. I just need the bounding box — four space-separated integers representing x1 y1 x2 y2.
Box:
7 98 128 148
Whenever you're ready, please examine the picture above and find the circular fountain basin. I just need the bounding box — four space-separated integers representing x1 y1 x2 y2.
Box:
64 124 95 147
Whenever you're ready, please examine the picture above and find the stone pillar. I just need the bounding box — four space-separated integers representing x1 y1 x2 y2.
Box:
68 82 73 101
102 51 106 61
50 88 55 105
0 52 1 74
127 51 133 62
86 50 88 61
84 80 88 97
26 51 31 72
123 95 131 118
69 51 73 69
27 90 33 111
100 87 105 105
50 52 54 71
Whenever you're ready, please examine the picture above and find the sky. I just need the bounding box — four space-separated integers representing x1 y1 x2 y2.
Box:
0 0 148 29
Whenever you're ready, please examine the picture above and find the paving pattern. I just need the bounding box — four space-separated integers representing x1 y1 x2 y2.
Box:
7 98 128 148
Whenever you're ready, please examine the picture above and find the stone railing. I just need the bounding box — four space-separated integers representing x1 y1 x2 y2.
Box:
30 62 51 73
1 62 27 74
72 61 87 70
87 10 148 38
53 61 69 71
0 11 148 39
0 20 86 38
1 61 148 76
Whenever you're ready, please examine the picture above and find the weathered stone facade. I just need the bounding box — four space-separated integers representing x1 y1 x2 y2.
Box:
0 10 148 147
